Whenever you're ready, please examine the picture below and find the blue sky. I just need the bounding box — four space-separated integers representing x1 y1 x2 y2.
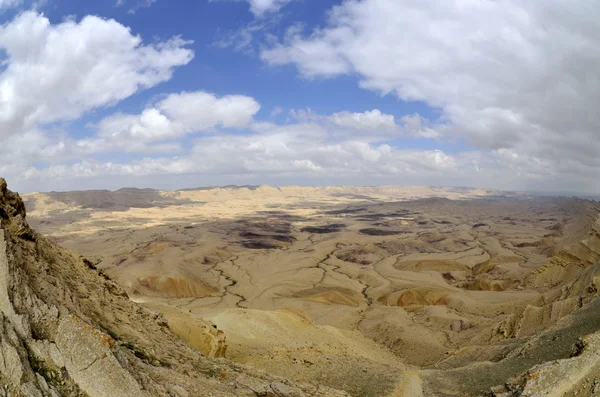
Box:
45 0 437 134
1 0 599 193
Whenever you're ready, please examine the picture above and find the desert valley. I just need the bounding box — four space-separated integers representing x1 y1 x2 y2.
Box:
4 183 597 396
2 0 600 395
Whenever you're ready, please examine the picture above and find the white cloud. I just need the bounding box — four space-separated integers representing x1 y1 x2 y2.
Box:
87 91 260 150
261 0 600 187
13 107 472 189
159 91 260 129
22 138 463 181
284 108 411 141
270 106 283 118
127 0 157 14
210 0 292 18
212 1 287 53
0 0 21 9
247 0 292 16
12 105 600 194
401 114 441 139
4 3 600 195
0 11 193 139
213 20 265 53
329 109 395 130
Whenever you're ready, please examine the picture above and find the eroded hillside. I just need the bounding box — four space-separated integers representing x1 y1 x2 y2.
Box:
0 179 349 396
20 184 600 396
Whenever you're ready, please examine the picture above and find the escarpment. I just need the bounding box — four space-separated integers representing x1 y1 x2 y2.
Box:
0 178 348 397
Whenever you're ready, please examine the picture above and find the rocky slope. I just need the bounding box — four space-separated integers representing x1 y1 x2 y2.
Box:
13 180 600 396
0 178 348 397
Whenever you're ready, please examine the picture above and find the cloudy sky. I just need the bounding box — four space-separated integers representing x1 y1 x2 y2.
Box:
1 0 599 193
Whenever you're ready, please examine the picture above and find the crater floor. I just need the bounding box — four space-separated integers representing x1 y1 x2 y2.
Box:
24 186 600 396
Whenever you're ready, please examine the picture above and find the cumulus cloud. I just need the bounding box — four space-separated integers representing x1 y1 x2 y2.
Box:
329 110 395 130
4 3 600 194
284 108 430 141
23 136 463 182
15 107 600 194
14 104 473 188
160 91 260 130
81 91 260 153
81 106 398 155
401 114 441 139
287 108 400 132
261 0 600 187
0 11 193 139
13 101 599 194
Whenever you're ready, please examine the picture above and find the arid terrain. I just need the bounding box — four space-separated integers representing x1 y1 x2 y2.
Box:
19 185 600 396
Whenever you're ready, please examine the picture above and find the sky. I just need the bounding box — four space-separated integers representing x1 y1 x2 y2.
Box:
0 0 599 193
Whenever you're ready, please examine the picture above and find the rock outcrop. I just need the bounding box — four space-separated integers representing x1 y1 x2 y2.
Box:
489 332 600 397
0 178 348 397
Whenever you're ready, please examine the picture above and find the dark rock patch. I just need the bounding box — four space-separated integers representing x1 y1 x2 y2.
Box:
359 228 410 236
324 207 366 215
235 220 296 249
442 272 455 281
256 211 307 222
354 210 416 221
242 241 281 249
300 224 346 234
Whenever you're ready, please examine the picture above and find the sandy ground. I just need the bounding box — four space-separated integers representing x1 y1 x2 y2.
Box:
23 185 600 396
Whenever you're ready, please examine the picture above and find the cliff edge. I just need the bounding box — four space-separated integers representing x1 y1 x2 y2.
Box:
0 178 348 397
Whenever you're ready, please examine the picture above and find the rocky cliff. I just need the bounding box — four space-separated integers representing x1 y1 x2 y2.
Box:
0 178 348 397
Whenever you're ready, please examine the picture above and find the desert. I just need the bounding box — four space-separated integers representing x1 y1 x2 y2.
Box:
3 1 600 396
5 183 596 396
